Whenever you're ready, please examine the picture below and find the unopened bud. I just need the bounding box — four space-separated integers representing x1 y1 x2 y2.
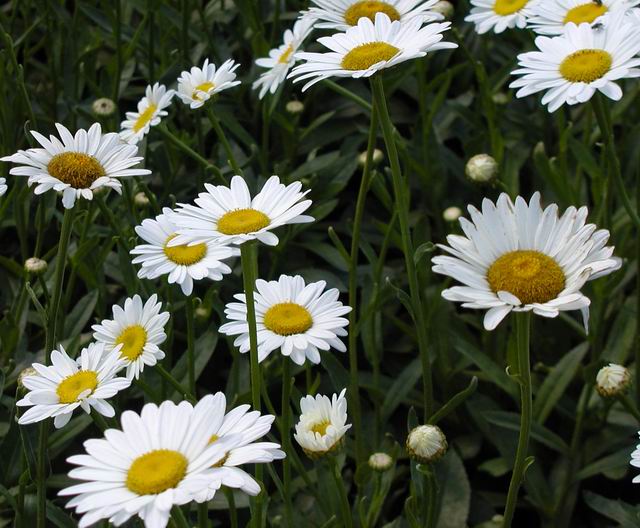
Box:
358 148 384 167
24 257 48 275
368 452 393 471
92 97 116 117
406 424 447 464
465 154 498 183
134 191 150 208
443 206 462 222
286 100 304 114
492 92 509 105
596 363 630 397
432 0 454 19
18 367 38 389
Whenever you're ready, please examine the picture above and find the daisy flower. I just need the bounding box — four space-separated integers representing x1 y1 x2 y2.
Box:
59 398 242 528
465 0 536 34
17 343 130 429
631 433 640 483
176 58 241 109
305 0 443 31
120 83 175 144
0 123 150 209
130 208 238 296
431 192 621 331
253 17 314 99
510 13 640 112
0 177 7 196
294 389 351 458
219 275 351 365
169 175 313 247
289 12 456 91
528 0 640 35
92 294 170 379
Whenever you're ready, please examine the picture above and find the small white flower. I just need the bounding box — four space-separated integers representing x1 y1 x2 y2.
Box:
92 294 170 380
169 175 313 248
17 343 131 429
176 58 241 109
510 13 640 112
220 275 351 365
406 424 447 463
289 12 456 91
131 208 238 296
120 83 175 144
596 363 630 397
465 0 536 34
0 123 150 209
253 17 314 99
294 389 351 458
0 177 7 196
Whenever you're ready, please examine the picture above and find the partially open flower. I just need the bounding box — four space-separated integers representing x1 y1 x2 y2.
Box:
596 363 630 397
406 424 447 463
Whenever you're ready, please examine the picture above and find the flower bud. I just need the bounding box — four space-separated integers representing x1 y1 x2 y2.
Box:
92 97 116 117
465 154 498 183
24 257 48 275
18 367 38 389
358 148 384 167
134 191 150 208
406 424 447 464
443 206 462 222
195 306 211 322
596 363 630 397
432 0 454 19
286 100 304 114
368 452 393 471
492 92 509 105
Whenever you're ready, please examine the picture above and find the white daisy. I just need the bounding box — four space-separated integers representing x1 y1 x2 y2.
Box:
528 0 640 35
0 123 150 209
119 83 175 144
305 0 443 31
0 177 7 196
219 275 351 365
130 208 238 296
465 0 536 34
289 12 456 91
59 398 243 528
169 175 313 248
195 392 285 501
510 14 640 112
631 432 640 483
17 343 131 429
294 389 351 458
253 17 315 99
176 58 241 109
92 294 170 380
431 192 621 331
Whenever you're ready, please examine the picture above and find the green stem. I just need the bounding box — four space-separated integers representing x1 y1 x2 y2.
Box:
281 359 293 525
370 75 433 419
156 364 195 401
198 502 208 528
171 506 191 528
502 312 532 527
618 394 640 423
323 80 372 113
185 296 196 394
113 0 122 101
347 103 378 463
329 457 353 528
424 467 438 528
206 105 243 176
222 488 238 528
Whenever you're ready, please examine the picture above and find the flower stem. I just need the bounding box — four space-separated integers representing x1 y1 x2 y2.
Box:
281 358 293 525
171 506 191 528
206 105 243 176
618 394 640 423
185 295 196 394
370 75 433 419
197 502 209 528
156 364 195 401
329 457 353 528
502 312 532 526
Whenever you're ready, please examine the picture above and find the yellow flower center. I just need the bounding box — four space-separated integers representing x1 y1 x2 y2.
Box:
133 104 158 132
493 0 529 16
341 42 400 71
217 208 271 235
563 2 607 25
56 371 99 404
344 1 401 26
163 235 207 265
47 152 106 189
193 81 215 100
311 420 331 436
126 449 188 495
279 44 295 64
263 302 313 336
559 49 612 83
209 434 219 443
116 325 148 361
486 250 565 305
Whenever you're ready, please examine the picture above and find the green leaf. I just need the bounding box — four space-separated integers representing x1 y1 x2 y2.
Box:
483 411 569 454
575 448 633 482
380 358 423 423
63 289 99 337
583 491 639 527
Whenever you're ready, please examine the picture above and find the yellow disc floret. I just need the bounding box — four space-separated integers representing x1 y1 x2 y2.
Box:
563 2 607 25
341 42 400 71
133 104 158 132
56 371 99 404
493 0 529 16
279 44 295 64
193 81 215 100
487 250 565 304
559 49 612 83
47 152 106 189
116 325 148 361
217 208 271 235
311 420 331 436
344 1 401 26
163 235 207 265
126 449 188 495
264 302 313 336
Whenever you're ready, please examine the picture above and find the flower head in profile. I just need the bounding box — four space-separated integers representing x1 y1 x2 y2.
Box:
169 175 313 247
131 208 238 296
120 83 175 144
17 343 130 429
294 389 351 458
253 17 314 99
510 13 640 112
289 12 456 91
432 192 621 331
220 275 351 365
60 399 241 528
0 123 150 209
305 0 443 31
465 0 536 34
92 294 170 379
176 58 241 109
